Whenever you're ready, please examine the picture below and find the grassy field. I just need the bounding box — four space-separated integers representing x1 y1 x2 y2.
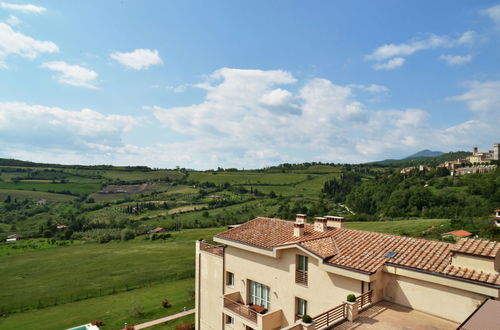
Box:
0 278 195 330
345 219 450 236
0 239 81 257
0 227 223 315
0 182 100 195
188 171 311 185
0 189 75 202
98 170 183 182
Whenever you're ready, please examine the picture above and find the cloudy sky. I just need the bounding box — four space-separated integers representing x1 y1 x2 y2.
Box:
1 1 499 169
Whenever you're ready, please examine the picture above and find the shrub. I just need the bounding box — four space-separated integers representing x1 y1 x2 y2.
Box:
175 324 194 330
130 299 144 317
121 228 136 241
161 299 171 308
91 320 104 327
98 233 112 244
347 294 356 302
302 314 313 323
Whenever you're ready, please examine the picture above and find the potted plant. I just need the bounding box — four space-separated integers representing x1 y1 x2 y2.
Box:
347 294 356 303
301 314 313 323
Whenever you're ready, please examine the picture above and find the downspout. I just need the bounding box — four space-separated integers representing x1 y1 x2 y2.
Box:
197 246 201 330
222 245 226 329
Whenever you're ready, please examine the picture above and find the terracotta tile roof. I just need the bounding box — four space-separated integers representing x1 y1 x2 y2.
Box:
442 230 473 238
215 217 500 286
215 217 335 250
452 238 500 257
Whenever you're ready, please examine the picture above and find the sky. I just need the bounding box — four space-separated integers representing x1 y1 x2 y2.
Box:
0 0 499 169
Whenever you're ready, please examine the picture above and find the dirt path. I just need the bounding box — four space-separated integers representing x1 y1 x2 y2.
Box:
133 309 195 329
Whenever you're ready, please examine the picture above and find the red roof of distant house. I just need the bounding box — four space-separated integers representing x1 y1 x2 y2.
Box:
442 230 473 238
150 227 164 233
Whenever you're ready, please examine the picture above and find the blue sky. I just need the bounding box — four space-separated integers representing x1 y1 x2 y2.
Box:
1 1 499 169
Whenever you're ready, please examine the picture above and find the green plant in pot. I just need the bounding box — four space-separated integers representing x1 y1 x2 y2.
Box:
347 294 356 303
302 314 313 323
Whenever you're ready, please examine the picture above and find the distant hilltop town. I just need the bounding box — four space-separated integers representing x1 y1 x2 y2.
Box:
401 143 499 176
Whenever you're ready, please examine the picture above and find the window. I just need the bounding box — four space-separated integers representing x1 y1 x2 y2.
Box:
248 280 270 310
225 314 234 325
296 255 308 285
226 271 234 286
298 255 308 272
296 297 307 318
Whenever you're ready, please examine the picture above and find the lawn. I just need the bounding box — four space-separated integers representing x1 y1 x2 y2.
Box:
345 219 450 237
0 278 195 330
0 227 223 315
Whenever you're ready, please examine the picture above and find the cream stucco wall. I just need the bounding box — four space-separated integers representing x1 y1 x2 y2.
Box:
196 243 224 330
452 253 496 272
383 272 488 323
224 245 362 327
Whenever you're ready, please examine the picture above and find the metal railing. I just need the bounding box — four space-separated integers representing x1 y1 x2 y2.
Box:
313 302 346 328
199 241 224 257
356 290 373 310
223 296 258 323
295 269 308 286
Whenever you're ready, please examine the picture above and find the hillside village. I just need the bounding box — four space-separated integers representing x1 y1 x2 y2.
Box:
400 143 499 177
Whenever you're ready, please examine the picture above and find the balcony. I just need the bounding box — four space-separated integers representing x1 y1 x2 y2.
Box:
223 292 283 330
224 295 258 323
295 269 308 286
199 240 224 256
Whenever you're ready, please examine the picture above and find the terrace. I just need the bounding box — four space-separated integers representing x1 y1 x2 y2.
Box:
333 301 459 330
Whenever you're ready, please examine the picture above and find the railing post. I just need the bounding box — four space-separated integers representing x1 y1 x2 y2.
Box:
345 301 358 322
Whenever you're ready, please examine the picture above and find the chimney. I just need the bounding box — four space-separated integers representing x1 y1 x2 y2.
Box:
295 214 307 224
325 215 344 228
314 217 327 232
294 223 304 237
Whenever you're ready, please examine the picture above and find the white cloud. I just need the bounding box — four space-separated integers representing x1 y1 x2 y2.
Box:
447 80 500 112
439 54 472 65
0 102 137 153
110 48 162 70
0 2 45 13
41 61 98 89
0 22 58 68
6 15 21 26
3 69 499 169
483 4 500 28
366 31 475 70
372 57 406 70
348 84 389 93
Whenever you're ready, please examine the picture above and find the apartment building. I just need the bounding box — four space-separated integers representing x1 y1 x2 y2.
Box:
195 215 500 330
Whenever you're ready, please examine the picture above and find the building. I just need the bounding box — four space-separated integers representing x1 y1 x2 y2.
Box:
467 144 500 164
441 230 473 239
149 227 165 234
495 209 500 228
195 215 500 330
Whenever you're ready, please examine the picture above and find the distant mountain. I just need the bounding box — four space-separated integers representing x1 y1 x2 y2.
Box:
370 151 471 166
403 149 444 159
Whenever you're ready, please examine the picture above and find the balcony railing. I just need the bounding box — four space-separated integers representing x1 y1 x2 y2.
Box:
313 302 346 328
223 296 258 323
199 241 224 257
295 269 308 286
356 290 373 310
